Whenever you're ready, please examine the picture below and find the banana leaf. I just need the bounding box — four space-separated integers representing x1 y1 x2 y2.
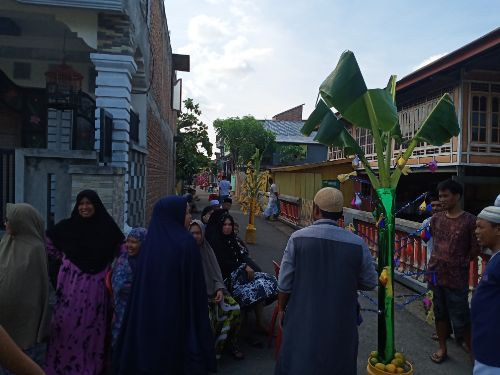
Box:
340 88 398 132
313 109 366 159
301 99 330 136
319 51 398 132
385 75 397 103
319 51 367 114
414 93 460 146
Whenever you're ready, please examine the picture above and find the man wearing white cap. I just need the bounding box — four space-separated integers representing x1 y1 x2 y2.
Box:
471 206 500 375
275 187 377 375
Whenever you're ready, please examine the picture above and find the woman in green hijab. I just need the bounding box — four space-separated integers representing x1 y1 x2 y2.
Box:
0 203 50 369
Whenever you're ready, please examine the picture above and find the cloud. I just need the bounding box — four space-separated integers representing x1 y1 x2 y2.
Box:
174 1 276 153
412 53 447 71
180 9 273 112
187 15 231 46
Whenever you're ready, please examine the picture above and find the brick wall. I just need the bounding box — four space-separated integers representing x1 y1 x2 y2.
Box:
144 0 177 223
273 105 304 121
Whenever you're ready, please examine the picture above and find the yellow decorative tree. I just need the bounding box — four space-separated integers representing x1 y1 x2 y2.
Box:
239 149 269 244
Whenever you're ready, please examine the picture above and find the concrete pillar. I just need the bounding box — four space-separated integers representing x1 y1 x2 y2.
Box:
90 53 137 228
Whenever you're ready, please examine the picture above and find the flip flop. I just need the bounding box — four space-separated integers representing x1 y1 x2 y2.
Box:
430 351 448 364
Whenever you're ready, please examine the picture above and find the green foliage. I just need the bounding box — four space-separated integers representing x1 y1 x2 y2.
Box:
213 116 276 171
175 98 212 183
277 144 307 165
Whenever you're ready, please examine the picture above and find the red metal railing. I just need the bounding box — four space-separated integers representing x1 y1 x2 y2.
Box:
279 199 300 226
354 220 485 289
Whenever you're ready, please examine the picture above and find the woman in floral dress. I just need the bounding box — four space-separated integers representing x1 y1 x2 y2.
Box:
45 190 124 375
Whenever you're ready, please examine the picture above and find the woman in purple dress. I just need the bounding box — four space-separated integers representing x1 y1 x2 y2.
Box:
45 190 124 375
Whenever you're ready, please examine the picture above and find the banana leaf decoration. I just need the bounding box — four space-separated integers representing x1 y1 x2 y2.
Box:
302 51 460 364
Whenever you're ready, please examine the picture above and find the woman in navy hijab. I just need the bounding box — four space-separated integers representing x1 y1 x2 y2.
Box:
114 196 216 374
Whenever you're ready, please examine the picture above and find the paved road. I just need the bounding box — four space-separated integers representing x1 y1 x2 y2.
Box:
195 190 473 375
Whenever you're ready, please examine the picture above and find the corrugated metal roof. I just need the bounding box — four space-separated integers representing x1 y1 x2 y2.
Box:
263 120 320 144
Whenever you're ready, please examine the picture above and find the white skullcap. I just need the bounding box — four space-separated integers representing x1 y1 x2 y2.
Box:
494 194 500 207
478 206 500 224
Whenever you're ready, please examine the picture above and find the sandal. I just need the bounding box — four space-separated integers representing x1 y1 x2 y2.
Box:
230 345 244 360
430 351 448 364
431 332 439 341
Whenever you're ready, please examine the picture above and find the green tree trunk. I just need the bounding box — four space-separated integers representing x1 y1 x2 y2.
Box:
376 187 396 363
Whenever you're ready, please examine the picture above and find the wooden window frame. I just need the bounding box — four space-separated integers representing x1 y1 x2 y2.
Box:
469 82 500 146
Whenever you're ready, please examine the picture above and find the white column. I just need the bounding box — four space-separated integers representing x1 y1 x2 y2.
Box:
91 53 137 228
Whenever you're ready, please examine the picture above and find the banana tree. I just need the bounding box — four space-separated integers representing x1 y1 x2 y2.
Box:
301 51 460 364
239 149 269 244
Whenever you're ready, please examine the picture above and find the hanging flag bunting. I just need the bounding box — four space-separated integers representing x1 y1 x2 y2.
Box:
427 160 438 172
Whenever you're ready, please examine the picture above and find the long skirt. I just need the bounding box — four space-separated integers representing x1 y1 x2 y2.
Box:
208 295 241 355
228 265 278 308
264 197 279 218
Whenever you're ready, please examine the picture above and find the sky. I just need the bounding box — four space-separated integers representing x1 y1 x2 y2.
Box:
164 0 499 150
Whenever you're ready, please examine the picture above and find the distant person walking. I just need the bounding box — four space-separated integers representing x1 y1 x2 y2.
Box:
275 188 377 375
0 203 50 371
428 179 480 364
264 178 279 220
114 196 216 374
45 190 124 375
218 175 231 203
471 206 500 375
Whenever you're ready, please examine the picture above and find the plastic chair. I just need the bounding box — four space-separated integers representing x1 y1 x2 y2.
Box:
268 260 282 358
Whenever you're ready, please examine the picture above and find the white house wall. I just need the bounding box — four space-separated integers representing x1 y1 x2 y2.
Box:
2 0 98 49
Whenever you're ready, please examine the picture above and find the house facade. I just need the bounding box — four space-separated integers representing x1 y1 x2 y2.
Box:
263 105 328 168
0 0 186 230
328 28 500 217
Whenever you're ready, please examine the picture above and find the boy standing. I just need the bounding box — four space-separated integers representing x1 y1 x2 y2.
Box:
428 179 480 363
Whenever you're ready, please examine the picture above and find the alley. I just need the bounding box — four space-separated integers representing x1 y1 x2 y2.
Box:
195 190 474 375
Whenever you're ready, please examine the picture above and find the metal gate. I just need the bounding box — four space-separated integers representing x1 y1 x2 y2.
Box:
0 149 15 227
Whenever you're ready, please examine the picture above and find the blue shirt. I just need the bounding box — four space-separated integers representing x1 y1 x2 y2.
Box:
278 219 377 293
219 180 231 196
471 251 500 367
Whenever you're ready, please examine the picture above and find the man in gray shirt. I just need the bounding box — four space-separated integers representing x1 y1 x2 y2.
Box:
275 187 377 375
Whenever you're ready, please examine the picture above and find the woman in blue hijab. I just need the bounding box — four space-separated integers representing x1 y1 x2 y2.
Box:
114 196 216 374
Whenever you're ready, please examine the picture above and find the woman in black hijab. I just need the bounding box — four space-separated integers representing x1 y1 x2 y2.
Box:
114 196 216 374
45 190 124 375
207 212 278 333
